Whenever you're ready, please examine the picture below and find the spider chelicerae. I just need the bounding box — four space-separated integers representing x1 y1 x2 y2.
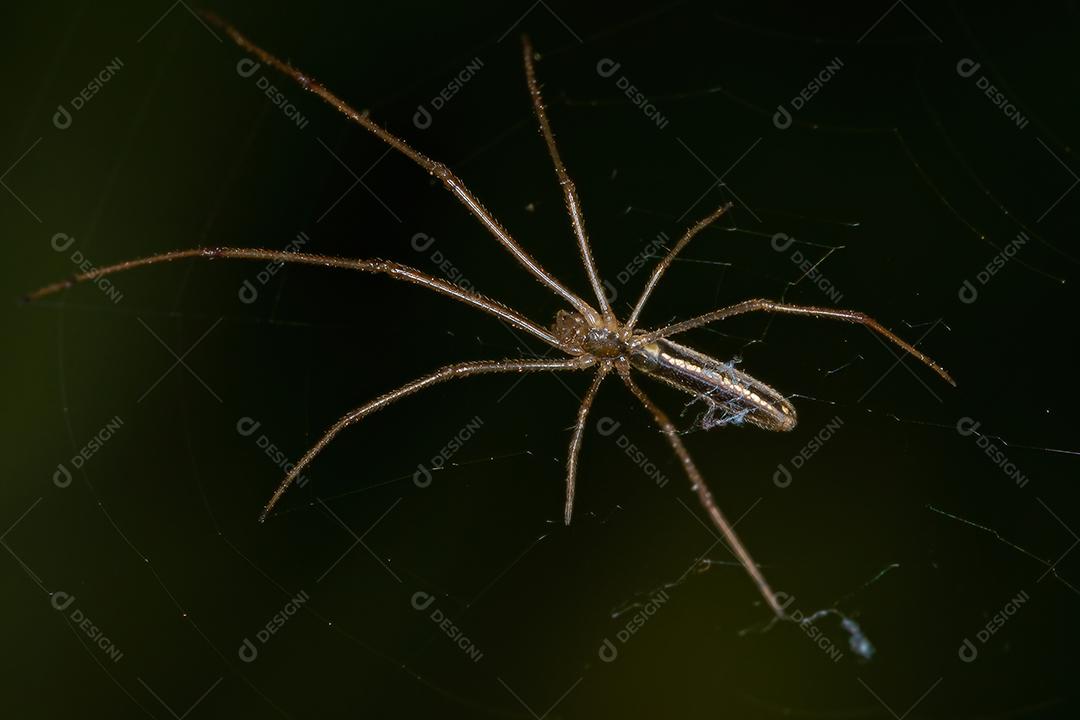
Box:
26 11 954 621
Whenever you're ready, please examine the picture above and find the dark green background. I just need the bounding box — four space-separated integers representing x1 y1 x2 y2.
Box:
4 2 1079 717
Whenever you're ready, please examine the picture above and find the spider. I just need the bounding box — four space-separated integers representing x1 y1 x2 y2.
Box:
25 11 954 621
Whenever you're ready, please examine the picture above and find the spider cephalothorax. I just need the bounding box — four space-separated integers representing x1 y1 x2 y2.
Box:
25 12 955 623
552 310 627 357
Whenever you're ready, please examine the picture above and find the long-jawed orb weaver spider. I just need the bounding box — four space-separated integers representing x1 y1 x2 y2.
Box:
25 11 954 621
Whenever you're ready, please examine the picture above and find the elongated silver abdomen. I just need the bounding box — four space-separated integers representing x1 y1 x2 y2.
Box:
630 338 797 432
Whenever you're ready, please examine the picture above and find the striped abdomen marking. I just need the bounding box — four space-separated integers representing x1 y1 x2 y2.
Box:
630 338 797 432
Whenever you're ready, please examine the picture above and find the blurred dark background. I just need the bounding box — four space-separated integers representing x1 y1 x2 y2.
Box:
3 1 1079 717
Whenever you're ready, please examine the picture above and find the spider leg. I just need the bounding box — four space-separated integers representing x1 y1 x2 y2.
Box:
625 203 732 330
616 361 787 619
199 11 600 323
22 247 566 351
260 356 595 521
563 361 611 525
520 35 611 321
637 299 956 386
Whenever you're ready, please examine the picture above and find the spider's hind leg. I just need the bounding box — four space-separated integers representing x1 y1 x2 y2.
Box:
642 299 955 387
616 361 787 619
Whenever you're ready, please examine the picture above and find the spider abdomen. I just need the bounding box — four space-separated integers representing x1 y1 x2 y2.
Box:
631 338 797 432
